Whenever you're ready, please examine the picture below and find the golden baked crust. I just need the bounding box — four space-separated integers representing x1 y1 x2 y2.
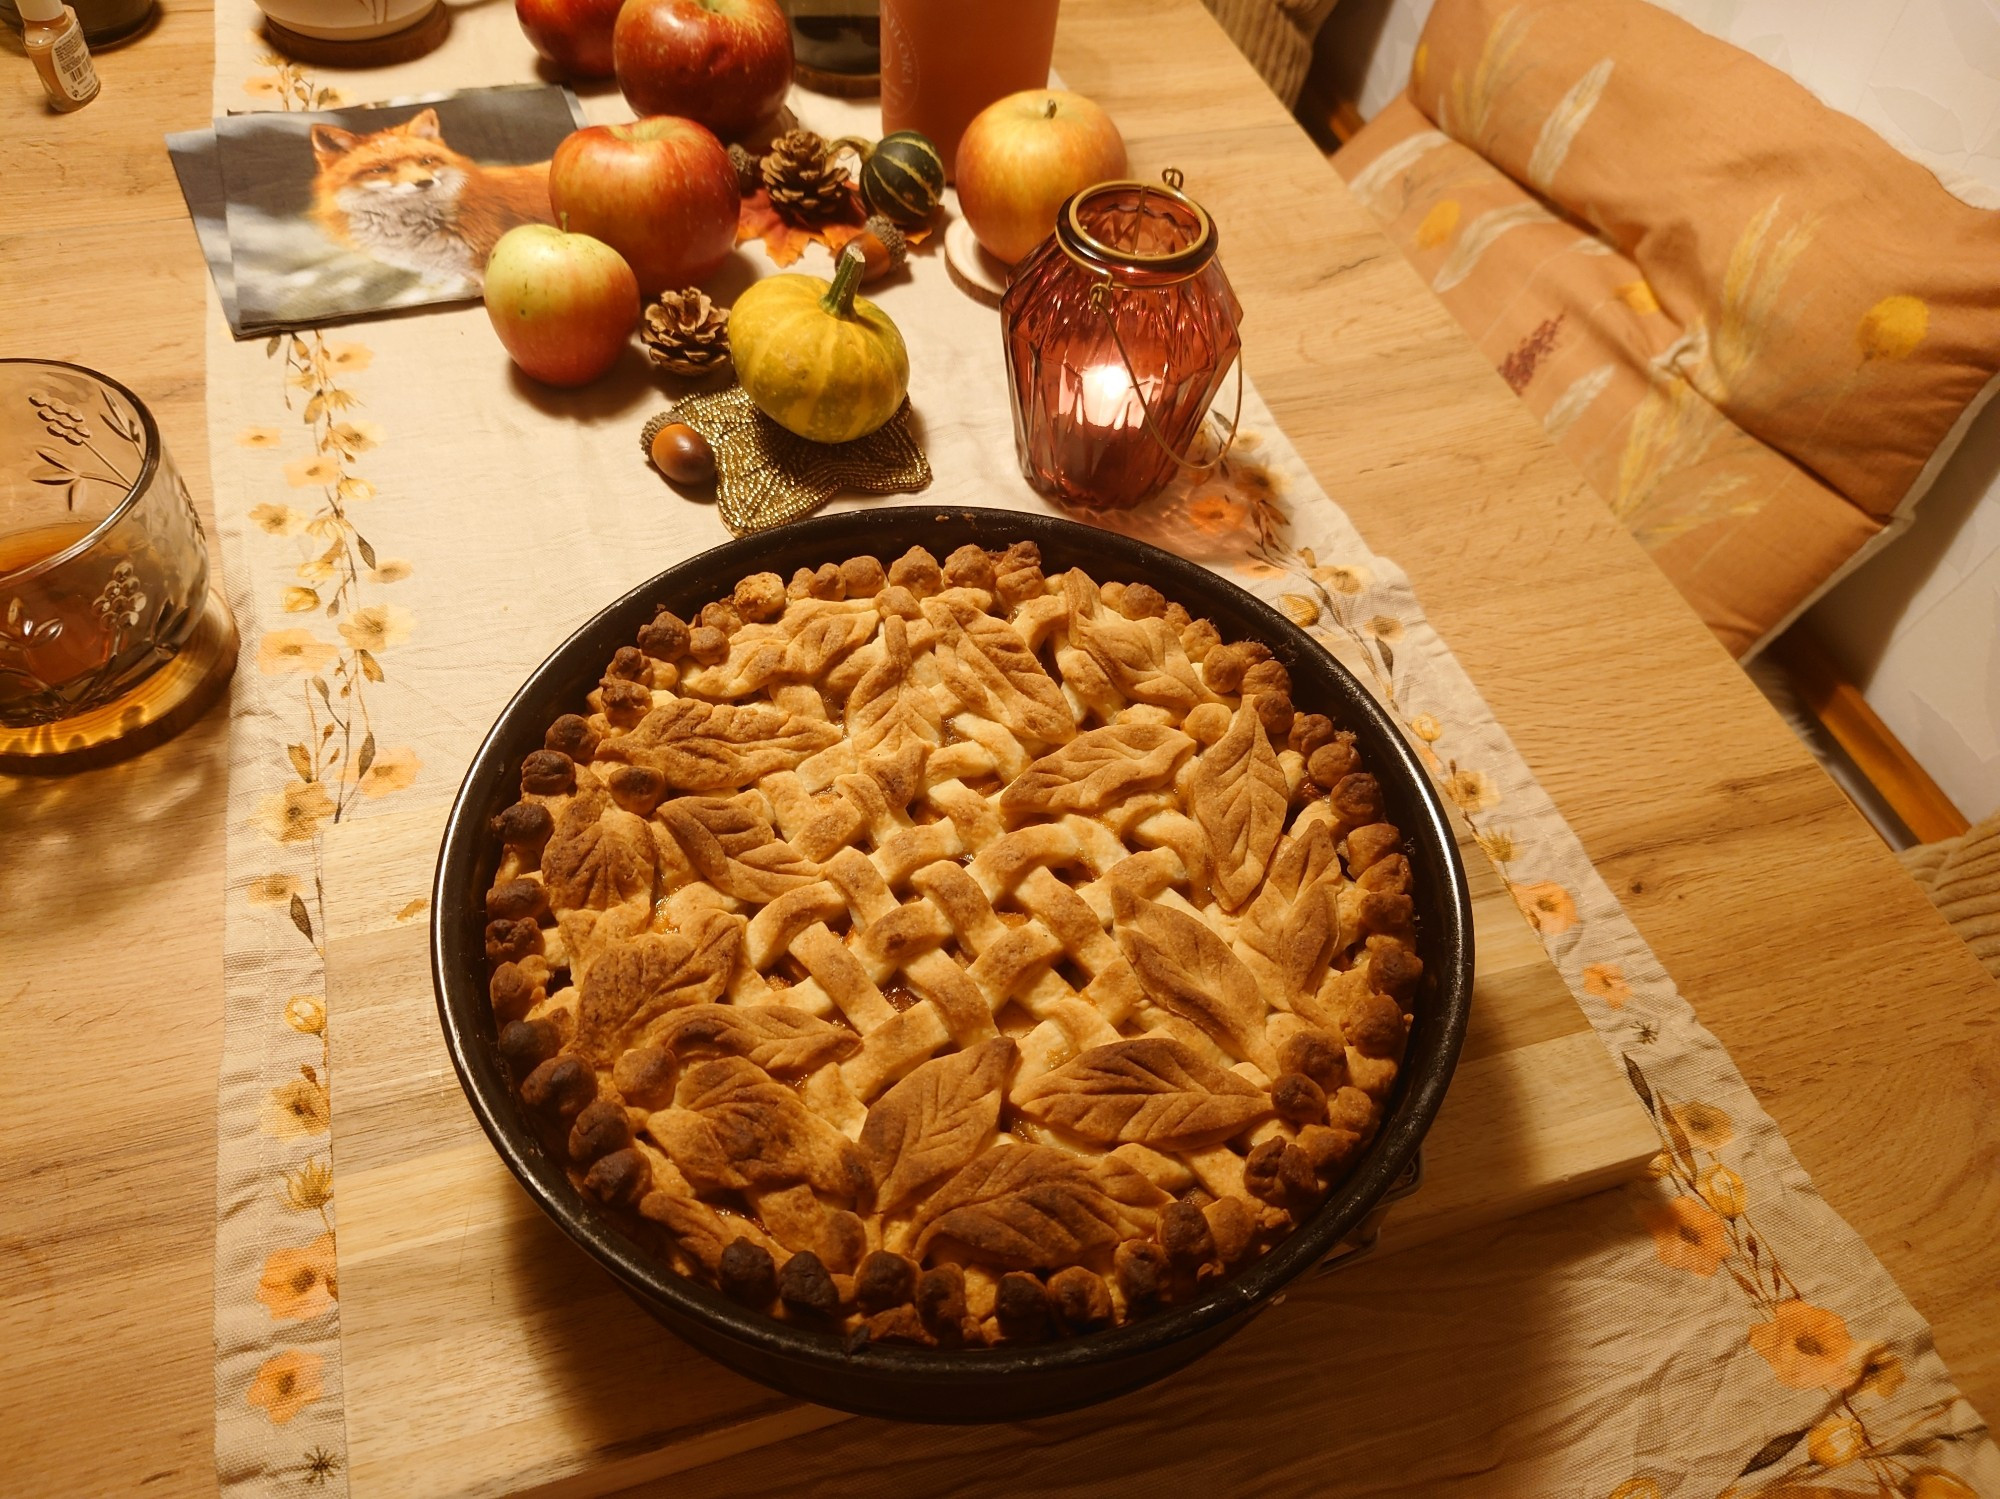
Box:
484 542 1419 1346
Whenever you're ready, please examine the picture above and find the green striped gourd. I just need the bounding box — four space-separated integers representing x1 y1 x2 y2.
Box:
859 131 946 227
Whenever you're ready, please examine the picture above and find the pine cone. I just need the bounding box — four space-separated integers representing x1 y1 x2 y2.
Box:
727 142 760 195
641 290 730 376
761 129 851 223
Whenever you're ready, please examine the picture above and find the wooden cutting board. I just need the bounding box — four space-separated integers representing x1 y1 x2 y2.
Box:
324 803 1656 1499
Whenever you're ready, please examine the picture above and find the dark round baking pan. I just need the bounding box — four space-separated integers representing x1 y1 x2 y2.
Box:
432 505 1474 1423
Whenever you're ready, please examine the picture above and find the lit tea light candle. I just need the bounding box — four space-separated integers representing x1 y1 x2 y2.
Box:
1062 360 1158 432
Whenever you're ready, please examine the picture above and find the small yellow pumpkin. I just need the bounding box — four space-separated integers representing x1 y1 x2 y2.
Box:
729 249 910 444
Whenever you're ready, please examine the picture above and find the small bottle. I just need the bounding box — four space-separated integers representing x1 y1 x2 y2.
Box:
20 0 101 113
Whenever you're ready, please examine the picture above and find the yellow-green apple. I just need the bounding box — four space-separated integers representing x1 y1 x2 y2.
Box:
614 0 793 142
956 90 1128 264
483 223 639 387
516 0 622 79
549 117 739 293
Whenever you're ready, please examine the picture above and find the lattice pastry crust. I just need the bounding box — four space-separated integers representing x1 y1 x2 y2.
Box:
484 542 1419 1347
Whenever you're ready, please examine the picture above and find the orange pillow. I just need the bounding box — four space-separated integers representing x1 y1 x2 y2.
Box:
1407 0 2000 528
1338 95 1879 654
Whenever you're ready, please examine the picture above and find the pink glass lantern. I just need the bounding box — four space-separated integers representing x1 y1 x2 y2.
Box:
1001 171 1243 509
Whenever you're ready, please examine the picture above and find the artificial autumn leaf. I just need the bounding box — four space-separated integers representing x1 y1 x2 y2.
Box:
655 1001 860 1074
911 1143 1129 1268
1234 821 1342 1004
1014 1038 1270 1150
736 184 931 270
861 1038 1016 1211
738 183 869 268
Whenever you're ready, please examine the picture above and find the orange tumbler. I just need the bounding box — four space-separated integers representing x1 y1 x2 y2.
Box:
880 0 1060 180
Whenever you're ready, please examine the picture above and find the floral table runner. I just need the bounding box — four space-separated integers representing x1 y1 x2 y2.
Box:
202 4 1997 1494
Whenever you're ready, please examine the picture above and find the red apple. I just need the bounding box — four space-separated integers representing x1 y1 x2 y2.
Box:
613 0 793 142
483 223 639 387
956 90 1128 265
550 117 740 294
516 0 623 79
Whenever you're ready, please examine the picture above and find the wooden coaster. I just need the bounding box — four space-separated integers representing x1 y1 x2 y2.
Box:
944 217 1011 308
794 62 880 98
0 588 237 775
260 2 450 68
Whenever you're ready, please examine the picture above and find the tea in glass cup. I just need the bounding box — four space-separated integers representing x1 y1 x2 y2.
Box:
0 360 222 745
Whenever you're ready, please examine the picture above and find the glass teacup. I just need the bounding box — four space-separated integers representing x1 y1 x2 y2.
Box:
0 359 213 730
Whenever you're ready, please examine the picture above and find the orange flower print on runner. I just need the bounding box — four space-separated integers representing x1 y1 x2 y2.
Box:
1804 1414 1864 1468
1748 1299 1855 1389
1669 1099 1734 1152
1582 960 1629 1008
1698 1163 1748 1219
246 872 300 906
256 1231 338 1322
1638 1193 1728 1276
1607 1480 1661 1499
246 1349 324 1425
258 630 338 675
259 1066 330 1138
1442 766 1499 814
254 781 336 844
244 51 340 112
1510 879 1577 934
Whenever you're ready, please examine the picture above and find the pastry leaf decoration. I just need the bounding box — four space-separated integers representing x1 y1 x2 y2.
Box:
1013 1037 1270 1150
659 793 820 902
541 807 658 913
921 595 1076 747
655 1002 861 1074
599 697 841 790
860 1037 1016 1212
1189 702 1287 911
911 1143 1129 1268
573 912 742 1064
1114 892 1280 1075
999 722 1195 820
846 612 944 763
684 600 881 699
1062 570 1208 714
1236 820 1342 1004
650 1055 870 1199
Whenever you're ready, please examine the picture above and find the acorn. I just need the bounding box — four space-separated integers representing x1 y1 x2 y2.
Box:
647 420 716 487
849 215 908 284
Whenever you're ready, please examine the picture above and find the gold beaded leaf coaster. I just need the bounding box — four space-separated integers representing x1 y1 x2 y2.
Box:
657 383 931 537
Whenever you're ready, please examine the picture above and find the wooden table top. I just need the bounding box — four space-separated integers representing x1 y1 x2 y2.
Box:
2 1 1995 1493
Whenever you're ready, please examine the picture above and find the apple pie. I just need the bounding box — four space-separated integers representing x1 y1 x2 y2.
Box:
483 541 1419 1347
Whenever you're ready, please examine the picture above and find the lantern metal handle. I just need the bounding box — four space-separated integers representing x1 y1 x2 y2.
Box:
1089 275 1244 477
